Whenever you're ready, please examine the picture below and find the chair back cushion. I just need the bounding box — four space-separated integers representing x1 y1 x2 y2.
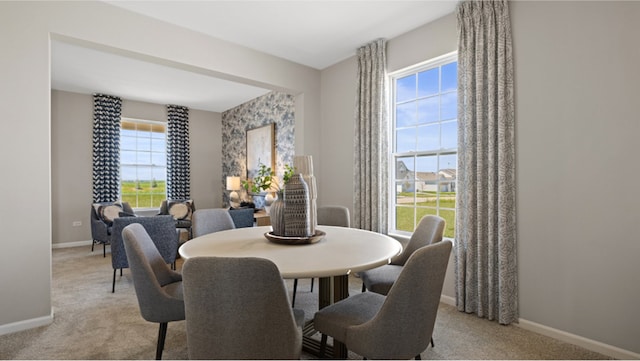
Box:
228 208 255 228
111 215 178 270
191 208 235 238
183 257 302 359
317 205 351 227
392 215 445 266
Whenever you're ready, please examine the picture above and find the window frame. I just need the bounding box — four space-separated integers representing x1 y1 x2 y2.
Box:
388 51 458 239
119 117 167 210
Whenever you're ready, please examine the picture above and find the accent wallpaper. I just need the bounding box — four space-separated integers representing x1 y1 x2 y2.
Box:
221 91 295 206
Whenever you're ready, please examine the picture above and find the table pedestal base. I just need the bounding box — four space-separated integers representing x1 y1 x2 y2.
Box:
302 275 349 358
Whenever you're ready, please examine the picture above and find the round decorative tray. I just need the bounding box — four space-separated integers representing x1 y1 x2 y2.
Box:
264 230 326 245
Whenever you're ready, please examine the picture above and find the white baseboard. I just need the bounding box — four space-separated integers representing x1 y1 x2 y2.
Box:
440 294 456 306
440 296 639 359
517 318 640 360
51 240 93 249
0 310 54 336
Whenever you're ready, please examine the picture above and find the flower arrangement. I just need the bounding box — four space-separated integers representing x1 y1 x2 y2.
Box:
242 162 295 194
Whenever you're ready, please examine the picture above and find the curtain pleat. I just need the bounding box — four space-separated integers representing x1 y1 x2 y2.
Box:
166 105 191 200
455 0 517 324
92 94 122 203
353 39 388 233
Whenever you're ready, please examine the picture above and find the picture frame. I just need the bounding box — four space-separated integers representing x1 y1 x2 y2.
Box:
246 123 275 180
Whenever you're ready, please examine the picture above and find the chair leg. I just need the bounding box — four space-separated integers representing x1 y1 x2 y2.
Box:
292 279 298 307
156 322 168 360
415 354 421 360
362 283 366 292
91 240 95 252
430 336 434 347
112 269 116 293
319 333 327 358
103 243 107 257
310 277 314 292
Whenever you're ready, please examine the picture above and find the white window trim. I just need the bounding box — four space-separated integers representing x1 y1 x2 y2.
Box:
120 117 167 211
388 51 458 238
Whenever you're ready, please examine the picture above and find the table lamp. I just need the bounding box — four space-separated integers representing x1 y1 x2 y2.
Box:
226 176 241 208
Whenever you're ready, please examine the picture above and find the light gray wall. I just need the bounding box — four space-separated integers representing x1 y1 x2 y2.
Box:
0 0 320 333
318 1 640 355
51 90 223 245
511 1 640 354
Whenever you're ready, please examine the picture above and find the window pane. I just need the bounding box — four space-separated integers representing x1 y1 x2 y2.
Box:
151 152 166 166
120 136 136 150
137 137 151 152
417 97 439 124
396 102 416 127
396 74 416 102
121 166 136 181
442 62 457 92
396 206 415 232
439 209 456 238
151 138 165 152
152 167 166 182
417 68 439 97
417 124 439 152
396 128 416 153
121 128 136 138
439 154 457 177
120 151 137 166
395 156 414 180
441 121 457 150
441 92 457 120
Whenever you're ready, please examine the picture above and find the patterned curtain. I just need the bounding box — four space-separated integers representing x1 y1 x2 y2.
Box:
166 105 191 200
92 94 122 203
353 39 388 233
455 0 517 324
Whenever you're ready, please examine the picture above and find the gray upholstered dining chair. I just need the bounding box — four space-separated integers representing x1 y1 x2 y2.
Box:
122 223 185 360
191 208 236 238
182 256 305 360
110 215 179 293
292 205 350 307
360 214 445 295
314 240 452 360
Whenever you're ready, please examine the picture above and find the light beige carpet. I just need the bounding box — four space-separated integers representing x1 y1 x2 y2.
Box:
0 246 611 360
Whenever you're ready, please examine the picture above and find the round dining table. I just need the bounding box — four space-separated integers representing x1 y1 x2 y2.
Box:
178 225 402 358
179 225 402 279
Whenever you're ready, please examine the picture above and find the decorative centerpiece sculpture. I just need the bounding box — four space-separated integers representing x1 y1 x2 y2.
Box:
283 174 312 237
266 155 324 245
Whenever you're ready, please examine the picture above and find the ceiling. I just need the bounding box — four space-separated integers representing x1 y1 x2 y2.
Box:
51 1 457 113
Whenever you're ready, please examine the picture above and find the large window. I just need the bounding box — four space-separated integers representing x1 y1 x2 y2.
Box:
120 118 167 209
390 53 457 238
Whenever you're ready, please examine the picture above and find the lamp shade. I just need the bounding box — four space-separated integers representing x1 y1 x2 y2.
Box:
226 176 241 191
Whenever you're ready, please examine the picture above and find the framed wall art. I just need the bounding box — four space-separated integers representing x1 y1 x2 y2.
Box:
246 123 275 180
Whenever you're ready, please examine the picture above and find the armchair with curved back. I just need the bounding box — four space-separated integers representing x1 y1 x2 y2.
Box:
158 199 195 238
90 201 135 257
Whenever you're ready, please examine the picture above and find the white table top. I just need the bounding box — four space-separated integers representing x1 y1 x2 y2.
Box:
179 226 402 279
